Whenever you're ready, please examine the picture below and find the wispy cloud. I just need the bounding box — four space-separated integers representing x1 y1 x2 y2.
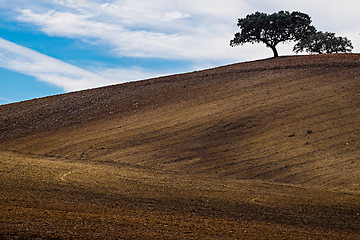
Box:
0 38 161 91
0 96 13 105
15 0 254 61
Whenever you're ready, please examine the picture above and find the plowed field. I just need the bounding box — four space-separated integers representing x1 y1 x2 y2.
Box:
1 54 360 239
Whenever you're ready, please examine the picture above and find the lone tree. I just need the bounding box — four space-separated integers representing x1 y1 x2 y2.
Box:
230 11 316 57
293 31 353 54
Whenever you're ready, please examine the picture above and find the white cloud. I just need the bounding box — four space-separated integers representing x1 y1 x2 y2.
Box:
0 96 13 105
18 9 121 38
54 0 91 9
274 1 360 29
15 0 253 61
0 38 160 91
164 11 190 21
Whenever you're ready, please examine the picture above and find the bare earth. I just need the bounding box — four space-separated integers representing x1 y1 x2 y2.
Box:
1 54 360 239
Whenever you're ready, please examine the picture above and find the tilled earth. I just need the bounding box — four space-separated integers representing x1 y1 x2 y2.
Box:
1 54 360 239
1 151 359 239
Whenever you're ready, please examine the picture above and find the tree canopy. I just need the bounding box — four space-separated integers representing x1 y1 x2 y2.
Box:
230 11 316 57
293 31 353 54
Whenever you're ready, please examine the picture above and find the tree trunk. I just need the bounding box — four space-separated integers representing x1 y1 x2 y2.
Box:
270 45 279 58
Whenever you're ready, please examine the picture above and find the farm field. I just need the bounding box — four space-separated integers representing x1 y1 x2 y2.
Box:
1 54 360 239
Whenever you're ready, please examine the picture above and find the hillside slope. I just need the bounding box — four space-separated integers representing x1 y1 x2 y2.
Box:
1 54 360 239
1 54 360 190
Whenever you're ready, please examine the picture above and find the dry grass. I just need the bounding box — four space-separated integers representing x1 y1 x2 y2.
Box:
1 54 360 239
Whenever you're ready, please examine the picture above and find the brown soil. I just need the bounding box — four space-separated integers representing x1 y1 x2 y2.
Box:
1 53 360 239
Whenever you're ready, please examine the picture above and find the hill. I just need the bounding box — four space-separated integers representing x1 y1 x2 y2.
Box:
1 54 360 239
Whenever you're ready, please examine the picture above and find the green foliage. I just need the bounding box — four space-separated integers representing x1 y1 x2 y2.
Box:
293 31 353 54
230 11 316 57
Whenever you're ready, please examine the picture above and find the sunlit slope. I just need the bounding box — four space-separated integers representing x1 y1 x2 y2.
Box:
1 150 359 239
1 54 360 190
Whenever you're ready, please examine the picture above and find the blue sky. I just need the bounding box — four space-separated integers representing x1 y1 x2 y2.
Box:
1 0 359 105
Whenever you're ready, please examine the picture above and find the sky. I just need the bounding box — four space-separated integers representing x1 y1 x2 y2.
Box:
0 0 359 105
